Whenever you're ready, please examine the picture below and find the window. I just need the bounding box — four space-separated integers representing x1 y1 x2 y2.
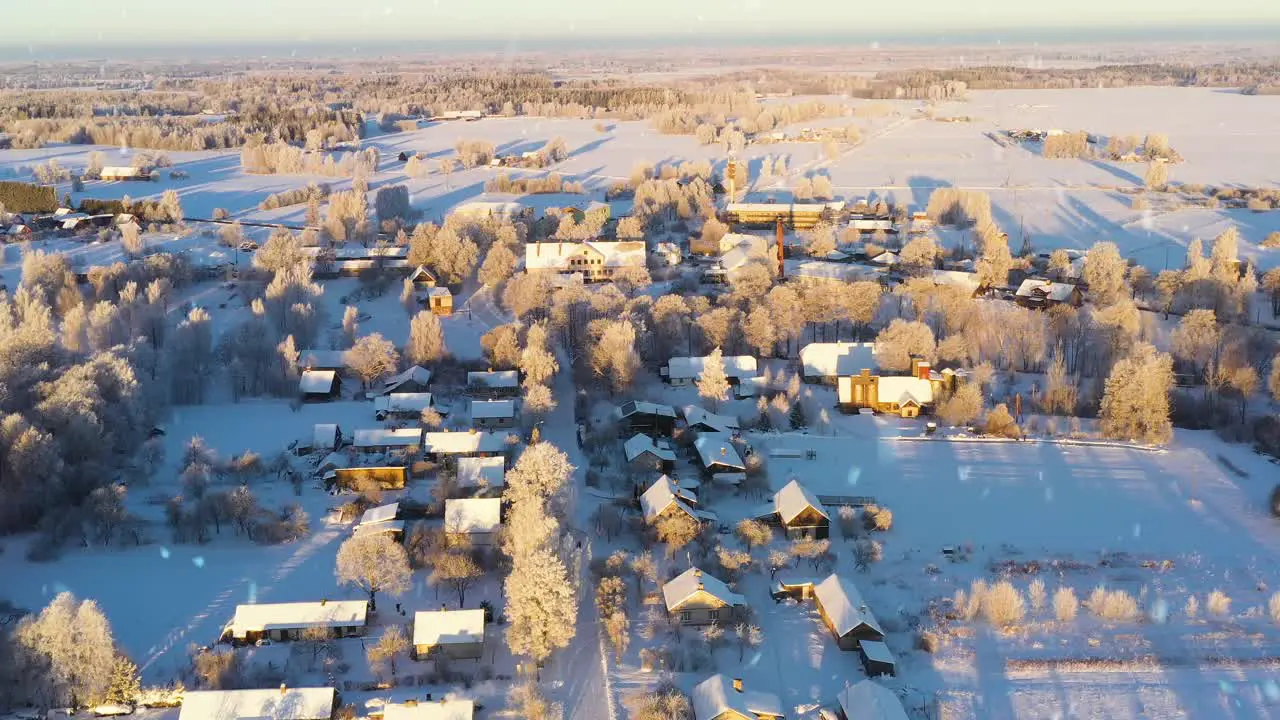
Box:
709 609 720 620
680 611 691 622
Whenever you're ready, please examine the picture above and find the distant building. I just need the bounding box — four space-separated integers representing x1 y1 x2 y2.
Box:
179 688 337 720
690 674 784 720
663 568 746 626
412 608 485 660
624 433 677 473
813 573 885 651
692 434 745 475
681 405 741 435
374 393 435 420
640 474 714 525
456 456 505 495
382 365 432 394
299 349 347 372
663 355 758 386
724 201 837 230
452 201 527 221
421 430 512 463
1014 278 1083 309
383 700 475 720
99 166 153 182
352 428 422 453
299 370 340 401
837 360 936 418
312 424 342 452
222 601 368 643
524 241 646 282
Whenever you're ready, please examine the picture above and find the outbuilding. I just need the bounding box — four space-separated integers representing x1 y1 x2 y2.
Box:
693 435 745 475
299 370 340 401
413 608 485 660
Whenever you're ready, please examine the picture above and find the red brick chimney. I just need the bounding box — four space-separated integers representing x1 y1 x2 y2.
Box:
916 360 931 381
776 218 785 278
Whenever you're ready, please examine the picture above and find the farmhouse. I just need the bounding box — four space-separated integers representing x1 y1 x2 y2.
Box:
837 365 935 418
178 688 337 720
524 241 646 281
755 479 830 540
799 342 877 383
470 399 516 429
333 466 409 491
640 474 714 525
382 700 474 720
456 455 505 495
421 430 511 462
835 680 908 720
466 370 519 397
614 400 677 436
725 201 832 230
682 405 741 435
690 674 784 720
374 393 434 420
663 355 758 386
813 573 885 650
1014 278 1083 309
354 502 403 538
624 433 678 472
299 349 348 372
99 166 153 181
693 435 746 474
662 568 746 626
444 497 502 545
382 365 432 394
299 370 340 401
223 600 368 643
353 428 422 453
412 608 485 660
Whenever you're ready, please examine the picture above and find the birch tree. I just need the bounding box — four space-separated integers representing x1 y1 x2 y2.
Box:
345 333 399 389
696 347 731 408
875 319 936 371
15 592 122 707
1083 241 1127 307
335 533 411 611
405 311 447 365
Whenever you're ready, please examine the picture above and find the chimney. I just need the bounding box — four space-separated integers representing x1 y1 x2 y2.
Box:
733 678 744 693
916 361 931 381
280 683 287 696
776 218 785 279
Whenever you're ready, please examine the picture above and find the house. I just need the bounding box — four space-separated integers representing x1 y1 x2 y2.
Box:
930 269 984 297
333 466 408 490
640 475 715 525
413 608 485 660
782 259 882 284
5 224 32 239
407 264 438 289
375 393 435 420
755 479 830 540
471 399 516 429
691 231 762 258
663 355 758 386
524 241 647 282
299 349 348 372
299 370 340 401
624 433 677 472
222 601 368 643
421 430 511 462
690 674 784 720
835 680 908 720
99 166 153 182
837 364 935 418
383 700 474 720
178 688 337 720
725 201 832 230
662 568 746 626
693 435 746 474
652 241 683 266
466 370 520 397
452 201 528 222
425 287 453 315
313 424 342 452
849 217 895 233
813 574 885 650
799 342 877 384
682 405 741 435
354 502 404 538
382 365 432 394
869 251 900 267
456 456 505 495
353 428 422 453
444 497 502 545
1014 278 1083 308
614 400 677 436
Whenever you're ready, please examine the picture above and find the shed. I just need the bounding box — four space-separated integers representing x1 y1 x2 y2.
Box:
299 370 340 401
355 502 402 537
425 287 453 316
382 365 432 394
223 601 368 643
813 574 885 650
444 497 502 546
413 608 485 660
466 370 520 397
178 688 337 720
693 435 745 474
858 640 897 677
835 680 908 720
662 568 746 626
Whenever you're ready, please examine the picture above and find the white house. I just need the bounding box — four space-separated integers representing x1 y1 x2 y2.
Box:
524 241 646 281
352 428 422 453
799 342 877 383
179 688 336 720
663 355 758 385
374 393 434 420
412 608 486 660
690 674 783 720
100 166 153 181
444 497 502 545
382 700 474 720
456 456 505 494
662 568 747 626
223 601 369 643
421 430 511 461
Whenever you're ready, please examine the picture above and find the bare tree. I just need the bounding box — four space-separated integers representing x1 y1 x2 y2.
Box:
345 333 400 389
406 311 447 365
366 625 408 680
335 533 412 611
429 551 483 607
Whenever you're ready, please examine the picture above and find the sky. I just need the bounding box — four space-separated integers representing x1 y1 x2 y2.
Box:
5 0 1280 48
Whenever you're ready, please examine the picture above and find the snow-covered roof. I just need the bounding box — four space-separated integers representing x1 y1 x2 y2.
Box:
299 370 337 394
783 259 882 283
383 365 432 391
870 251 900 266
726 201 829 216
422 430 511 455
689 674 782 720
407 265 437 284
773 479 829 525
179 688 337 720
353 519 405 536
313 424 339 450
682 405 741 433
457 456 505 489
382 701 474 720
1015 278 1079 302
639 474 698 523
353 428 422 448
230 601 368 635
615 400 677 419
471 399 515 420
693 435 745 471
624 434 677 464
425 287 452 299
662 568 745 612
861 639 896 665
466 370 519 389
412 608 485 647
850 218 894 231
524 241 647 271
453 201 525 218
100 166 148 178
814 573 884 639
358 502 399 526
374 393 433 414
800 342 877 378
666 355 758 381
299 349 347 370
444 497 502 535
931 269 982 294
876 376 933 406
837 680 908 720
720 234 771 273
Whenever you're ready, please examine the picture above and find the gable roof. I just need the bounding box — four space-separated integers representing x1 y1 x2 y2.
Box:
773 479 829 525
1015 278 1079 302
682 405 740 433
624 434 677 464
353 428 422 448
876 376 934 406
720 234 771 273
639 474 700 523
383 365 432 391
382 701 474 720
412 608 485 647
358 502 399 526
374 393 434 414
693 435 745 471
814 573 884 639
615 400 677 420
662 568 745 611
179 688 336 720
299 370 337 394
783 259 882 283
836 680 909 720
299 349 347 370
313 424 340 450
690 674 783 720
230 601 368 635
407 265 437 284
931 269 982 294
525 241 647 271
800 342 877 378
444 498 502 535
666 355 758 381
456 456 505 489
471 399 515 419
422 430 511 454
466 370 519 389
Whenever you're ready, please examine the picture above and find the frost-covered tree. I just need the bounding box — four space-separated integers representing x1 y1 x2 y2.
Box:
374 184 411 224
478 242 518 288
253 228 309 274
119 222 143 257
696 346 730 409
505 545 577 668
1170 309 1219 377
937 383 983 426
875 319 936 372
523 383 557 427
344 333 399 389
341 306 359 348
503 441 574 511
976 223 1013 288
519 323 559 387
805 221 836 258
335 533 411 611
481 323 522 369
15 592 124 708
742 306 776 357
1083 241 1127 307
366 625 407 680
899 235 938 274
405 311 447 366
589 319 639 393
1100 343 1174 445
170 307 214 403
429 551 483 607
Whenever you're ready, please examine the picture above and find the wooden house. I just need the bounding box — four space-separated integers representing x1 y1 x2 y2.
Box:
470 399 516 429
640 475 715 525
835 679 908 720
299 370 340 401
1014 278 1083 309
374 393 434 420
614 400 677 437
693 435 745 475
222 600 368 644
352 428 422 454
682 405 741 435
456 456 505 496
382 365 432 394
690 674 784 720
755 479 830 540
837 367 934 418
421 430 511 464
425 287 453 315
858 640 898 678
662 568 746 626
412 608 485 660
353 502 404 539
466 370 520 398
813 574 885 651
624 434 677 473
724 200 833 230
799 342 876 384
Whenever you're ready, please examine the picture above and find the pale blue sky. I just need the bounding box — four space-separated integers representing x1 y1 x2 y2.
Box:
7 0 1280 45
